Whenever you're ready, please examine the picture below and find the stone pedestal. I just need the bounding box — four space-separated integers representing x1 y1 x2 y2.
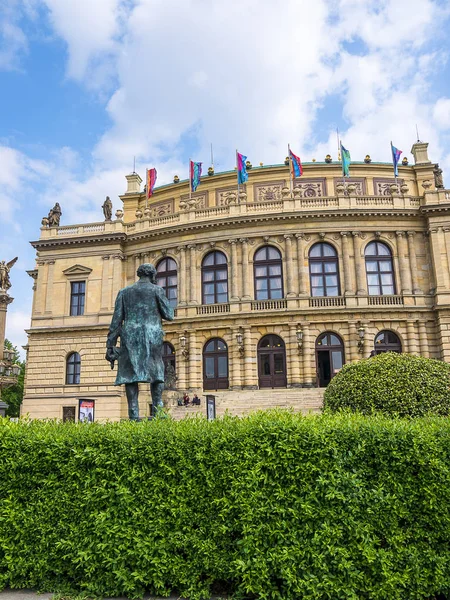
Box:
0 291 13 361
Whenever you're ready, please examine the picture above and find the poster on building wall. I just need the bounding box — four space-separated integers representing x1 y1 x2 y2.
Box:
79 399 95 422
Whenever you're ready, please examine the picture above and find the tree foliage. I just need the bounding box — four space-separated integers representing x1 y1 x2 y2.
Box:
324 352 450 417
1 339 25 417
0 412 450 599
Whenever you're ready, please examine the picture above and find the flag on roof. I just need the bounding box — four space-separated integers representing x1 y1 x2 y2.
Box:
391 142 402 177
289 148 303 178
190 160 202 192
237 151 248 184
340 143 351 177
146 168 157 199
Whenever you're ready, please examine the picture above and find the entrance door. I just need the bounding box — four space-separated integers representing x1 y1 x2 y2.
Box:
258 334 287 388
315 332 345 387
203 338 229 390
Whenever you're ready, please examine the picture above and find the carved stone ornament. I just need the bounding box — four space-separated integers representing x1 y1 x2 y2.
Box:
319 232 326 239
180 193 207 210
143 207 151 218
115 209 124 219
333 178 366 196
148 199 175 218
135 208 143 219
422 180 432 190
281 186 290 198
374 178 404 196
216 187 242 206
254 181 285 202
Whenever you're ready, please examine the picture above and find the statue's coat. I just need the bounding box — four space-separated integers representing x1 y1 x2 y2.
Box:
107 280 174 385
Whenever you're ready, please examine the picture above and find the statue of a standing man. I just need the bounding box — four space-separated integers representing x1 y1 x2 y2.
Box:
105 263 174 419
102 196 113 221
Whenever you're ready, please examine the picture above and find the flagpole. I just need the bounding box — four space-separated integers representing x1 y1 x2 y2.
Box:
189 158 192 201
288 143 293 196
236 149 240 200
211 143 214 170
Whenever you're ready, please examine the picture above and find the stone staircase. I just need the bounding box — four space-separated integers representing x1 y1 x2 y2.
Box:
166 388 325 420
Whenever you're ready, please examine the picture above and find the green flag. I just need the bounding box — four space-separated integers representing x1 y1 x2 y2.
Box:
340 142 351 178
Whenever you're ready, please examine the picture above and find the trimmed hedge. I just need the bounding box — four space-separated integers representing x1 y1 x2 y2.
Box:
1 413 450 599
324 352 450 417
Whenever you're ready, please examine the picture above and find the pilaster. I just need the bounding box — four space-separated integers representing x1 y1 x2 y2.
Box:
295 233 308 295
284 235 296 297
396 231 412 294
340 232 354 295
352 232 367 295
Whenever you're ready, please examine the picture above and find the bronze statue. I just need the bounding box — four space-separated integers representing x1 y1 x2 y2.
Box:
102 196 113 221
0 257 18 291
434 164 444 189
105 263 174 420
48 203 62 226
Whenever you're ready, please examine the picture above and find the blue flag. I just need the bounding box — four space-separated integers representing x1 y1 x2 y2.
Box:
340 142 351 178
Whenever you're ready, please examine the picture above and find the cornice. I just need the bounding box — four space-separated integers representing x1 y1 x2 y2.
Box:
30 232 126 250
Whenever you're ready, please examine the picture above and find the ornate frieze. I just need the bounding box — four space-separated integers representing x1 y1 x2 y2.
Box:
147 199 175 217
180 192 208 209
216 186 245 206
373 178 404 196
333 177 367 196
253 180 286 202
293 177 327 198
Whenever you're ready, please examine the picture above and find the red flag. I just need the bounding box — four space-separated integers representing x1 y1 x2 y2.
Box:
146 168 157 199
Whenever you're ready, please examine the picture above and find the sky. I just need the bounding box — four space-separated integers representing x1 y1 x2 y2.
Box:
1 0 450 354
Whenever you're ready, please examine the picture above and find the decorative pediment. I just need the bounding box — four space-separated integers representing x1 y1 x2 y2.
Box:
63 264 93 277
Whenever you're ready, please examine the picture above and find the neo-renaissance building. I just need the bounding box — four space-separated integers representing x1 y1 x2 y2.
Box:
21 141 450 420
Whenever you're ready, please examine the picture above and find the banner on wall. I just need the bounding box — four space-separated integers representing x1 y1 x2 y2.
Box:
79 399 95 422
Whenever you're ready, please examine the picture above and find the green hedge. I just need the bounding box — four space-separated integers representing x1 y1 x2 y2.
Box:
1 413 450 600
324 352 450 417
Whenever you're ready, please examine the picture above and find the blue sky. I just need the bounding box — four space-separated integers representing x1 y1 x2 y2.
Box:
1 0 450 353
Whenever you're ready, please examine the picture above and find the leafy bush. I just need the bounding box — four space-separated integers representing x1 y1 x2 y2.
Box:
324 352 450 418
1 412 450 599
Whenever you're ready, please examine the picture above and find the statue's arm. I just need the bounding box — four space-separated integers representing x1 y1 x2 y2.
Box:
107 290 124 347
156 287 174 321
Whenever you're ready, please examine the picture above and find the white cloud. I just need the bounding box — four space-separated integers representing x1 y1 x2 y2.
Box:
434 98 450 129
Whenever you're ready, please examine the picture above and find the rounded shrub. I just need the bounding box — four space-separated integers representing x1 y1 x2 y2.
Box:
324 352 450 417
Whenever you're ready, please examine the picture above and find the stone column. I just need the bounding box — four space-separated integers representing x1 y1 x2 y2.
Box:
34 261 46 314
0 293 13 360
240 238 251 300
406 320 418 354
177 245 187 305
188 329 199 389
229 240 239 300
396 231 412 294
340 232 354 295
295 233 308 295
134 253 141 281
177 340 187 392
230 326 243 388
188 244 198 304
101 255 111 311
111 255 124 306
406 232 422 294
349 322 359 361
44 260 55 314
302 324 314 386
289 324 301 386
428 229 448 291
243 326 255 388
284 235 296 297
418 320 429 357
352 232 367 295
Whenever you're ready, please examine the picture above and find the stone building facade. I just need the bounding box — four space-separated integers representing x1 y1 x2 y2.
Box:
21 141 450 420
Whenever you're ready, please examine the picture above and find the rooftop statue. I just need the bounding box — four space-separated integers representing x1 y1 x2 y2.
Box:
434 164 444 189
105 263 174 420
102 196 113 221
0 257 18 292
48 202 62 226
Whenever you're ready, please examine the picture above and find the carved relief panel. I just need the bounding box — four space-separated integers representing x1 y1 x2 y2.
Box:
293 177 327 197
373 178 404 196
215 186 245 206
253 180 286 202
149 198 174 217
333 177 367 195
180 191 208 209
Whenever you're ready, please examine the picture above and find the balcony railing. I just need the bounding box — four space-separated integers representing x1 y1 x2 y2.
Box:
196 304 230 315
368 295 404 306
251 299 288 311
309 296 346 308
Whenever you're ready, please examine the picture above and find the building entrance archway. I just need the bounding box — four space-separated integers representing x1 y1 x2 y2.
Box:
315 332 345 387
257 334 287 388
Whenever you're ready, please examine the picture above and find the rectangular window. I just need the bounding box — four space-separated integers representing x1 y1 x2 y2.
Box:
70 281 86 316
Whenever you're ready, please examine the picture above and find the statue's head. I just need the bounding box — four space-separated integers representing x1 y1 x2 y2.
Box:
137 263 156 283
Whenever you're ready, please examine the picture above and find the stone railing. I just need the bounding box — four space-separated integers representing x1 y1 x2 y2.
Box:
368 295 404 306
196 304 230 315
309 296 346 308
251 299 288 311
40 192 435 240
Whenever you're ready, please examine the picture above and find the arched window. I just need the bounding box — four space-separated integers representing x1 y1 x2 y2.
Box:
156 257 178 307
203 338 229 390
162 342 176 389
202 251 228 304
315 333 344 387
254 246 283 300
257 334 287 388
309 243 340 297
365 242 395 296
374 331 402 354
66 352 81 385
